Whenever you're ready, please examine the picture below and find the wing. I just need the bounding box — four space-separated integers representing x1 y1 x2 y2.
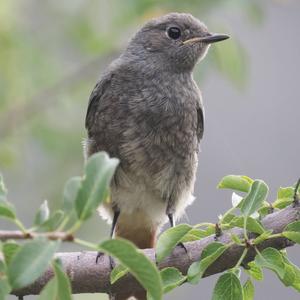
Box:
196 105 204 141
85 74 113 132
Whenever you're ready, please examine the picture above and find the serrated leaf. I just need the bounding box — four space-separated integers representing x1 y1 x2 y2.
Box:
245 261 263 281
217 175 253 193
34 200 50 226
229 216 265 234
8 239 60 289
187 242 227 284
110 264 129 284
2 242 20 266
212 272 243 300
99 239 162 300
252 230 273 245
241 180 269 217
283 232 300 244
63 176 81 213
243 279 255 300
156 224 192 263
255 248 285 279
0 201 16 220
0 174 8 202
75 152 118 221
160 267 186 293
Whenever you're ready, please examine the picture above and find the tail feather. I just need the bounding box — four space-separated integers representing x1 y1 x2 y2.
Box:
111 212 157 299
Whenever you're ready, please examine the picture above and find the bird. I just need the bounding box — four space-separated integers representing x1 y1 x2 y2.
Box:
84 12 228 299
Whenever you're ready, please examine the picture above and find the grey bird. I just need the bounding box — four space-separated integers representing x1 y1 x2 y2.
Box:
84 13 228 297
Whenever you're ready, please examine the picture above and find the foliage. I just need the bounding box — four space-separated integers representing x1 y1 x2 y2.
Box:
0 155 300 299
0 0 262 211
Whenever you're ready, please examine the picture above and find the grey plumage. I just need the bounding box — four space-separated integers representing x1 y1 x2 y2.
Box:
84 12 228 242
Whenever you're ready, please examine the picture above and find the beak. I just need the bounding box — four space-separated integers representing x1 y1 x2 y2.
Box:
183 33 230 45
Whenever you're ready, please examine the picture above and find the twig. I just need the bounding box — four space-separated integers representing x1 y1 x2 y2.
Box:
0 230 74 242
10 204 300 297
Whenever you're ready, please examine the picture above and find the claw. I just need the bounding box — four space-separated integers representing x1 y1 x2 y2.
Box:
96 252 115 270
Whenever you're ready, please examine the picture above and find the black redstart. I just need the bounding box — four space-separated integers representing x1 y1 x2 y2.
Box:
85 11 228 259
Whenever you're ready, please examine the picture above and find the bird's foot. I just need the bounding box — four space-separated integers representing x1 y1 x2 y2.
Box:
176 241 188 254
96 252 115 270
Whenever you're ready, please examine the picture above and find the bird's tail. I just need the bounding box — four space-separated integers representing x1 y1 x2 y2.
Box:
110 212 157 300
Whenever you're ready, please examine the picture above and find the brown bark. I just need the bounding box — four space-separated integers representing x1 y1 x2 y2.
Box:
11 204 300 297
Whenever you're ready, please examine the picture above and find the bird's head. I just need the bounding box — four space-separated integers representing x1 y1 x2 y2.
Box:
125 13 229 73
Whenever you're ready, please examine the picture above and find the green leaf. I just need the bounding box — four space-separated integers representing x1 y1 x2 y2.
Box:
273 198 293 209
0 278 11 299
34 200 50 226
281 263 296 287
75 152 118 221
180 228 204 242
212 272 243 300
8 239 60 289
0 174 7 202
245 261 264 281
252 230 273 245
160 267 186 293
282 254 300 292
241 180 269 217
99 239 162 300
0 201 16 220
283 232 300 244
217 175 253 193
63 176 81 213
38 259 72 300
38 278 57 300
110 264 129 284
255 248 285 279
243 279 255 300
284 221 300 232
221 213 236 224
187 242 228 284
52 259 72 300
229 216 265 234
156 224 192 262
40 210 65 231
230 233 242 245
277 187 294 199
2 242 20 266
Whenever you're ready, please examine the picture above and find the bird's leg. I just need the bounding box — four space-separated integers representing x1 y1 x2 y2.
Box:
96 209 120 269
168 213 188 253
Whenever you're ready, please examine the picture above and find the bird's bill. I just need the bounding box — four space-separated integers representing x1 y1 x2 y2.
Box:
183 33 230 45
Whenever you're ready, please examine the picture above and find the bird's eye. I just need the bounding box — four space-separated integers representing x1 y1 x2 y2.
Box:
167 27 181 40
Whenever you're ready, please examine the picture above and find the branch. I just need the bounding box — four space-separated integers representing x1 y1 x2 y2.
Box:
12 204 300 297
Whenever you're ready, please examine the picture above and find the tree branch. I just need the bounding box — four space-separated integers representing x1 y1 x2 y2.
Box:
12 204 300 297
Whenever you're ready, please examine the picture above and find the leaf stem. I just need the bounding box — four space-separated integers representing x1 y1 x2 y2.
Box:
14 219 27 233
74 238 98 250
67 220 82 234
233 248 248 269
243 216 249 241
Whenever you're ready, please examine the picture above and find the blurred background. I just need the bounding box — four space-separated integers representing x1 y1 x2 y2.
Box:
0 0 299 299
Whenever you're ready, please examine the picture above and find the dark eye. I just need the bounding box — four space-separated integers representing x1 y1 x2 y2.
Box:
167 27 181 40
